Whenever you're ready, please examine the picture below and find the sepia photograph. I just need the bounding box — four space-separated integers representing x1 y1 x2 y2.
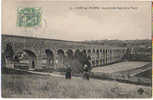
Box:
1 0 152 98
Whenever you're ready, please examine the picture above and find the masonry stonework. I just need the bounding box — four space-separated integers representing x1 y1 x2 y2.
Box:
2 35 127 69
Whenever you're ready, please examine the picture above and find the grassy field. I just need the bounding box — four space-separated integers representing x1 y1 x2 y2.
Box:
92 61 150 73
2 73 152 98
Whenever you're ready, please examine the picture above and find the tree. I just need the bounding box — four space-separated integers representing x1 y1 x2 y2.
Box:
5 43 14 61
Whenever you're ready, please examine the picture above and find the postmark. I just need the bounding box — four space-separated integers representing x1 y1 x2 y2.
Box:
17 8 42 27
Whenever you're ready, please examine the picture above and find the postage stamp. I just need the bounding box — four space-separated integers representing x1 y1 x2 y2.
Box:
16 8 42 27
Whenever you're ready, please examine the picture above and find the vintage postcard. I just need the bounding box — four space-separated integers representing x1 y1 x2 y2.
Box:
2 0 152 98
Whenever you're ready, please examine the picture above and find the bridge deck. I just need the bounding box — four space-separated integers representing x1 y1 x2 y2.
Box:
91 61 150 74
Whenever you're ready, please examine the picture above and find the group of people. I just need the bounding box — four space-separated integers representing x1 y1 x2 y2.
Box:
65 64 90 80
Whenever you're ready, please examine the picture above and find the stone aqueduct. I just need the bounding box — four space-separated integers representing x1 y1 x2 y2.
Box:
2 35 127 69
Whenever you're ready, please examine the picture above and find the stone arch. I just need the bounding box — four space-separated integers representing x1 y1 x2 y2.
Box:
96 49 99 53
74 49 81 58
57 49 65 55
110 49 112 63
87 49 92 55
106 49 108 54
99 49 103 58
75 49 91 67
102 59 105 65
103 49 106 64
82 49 87 55
93 49 96 53
92 60 95 66
87 55 91 60
107 49 109 57
66 49 73 59
106 49 108 64
23 49 36 57
108 49 110 63
96 60 99 66
45 49 54 65
81 49 88 57
62 49 74 66
110 49 112 54
15 49 37 69
103 49 105 54
56 49 65 66
96 49 100 59
100 59 103 65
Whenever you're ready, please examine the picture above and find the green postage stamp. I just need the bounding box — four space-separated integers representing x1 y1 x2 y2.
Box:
16 8 42 27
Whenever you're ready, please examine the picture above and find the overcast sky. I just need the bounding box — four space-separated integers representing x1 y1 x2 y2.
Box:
3 0 152 41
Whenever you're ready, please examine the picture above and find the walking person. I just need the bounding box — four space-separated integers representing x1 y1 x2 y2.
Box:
65 65 72 79
82 64 90 80
32 60 35 68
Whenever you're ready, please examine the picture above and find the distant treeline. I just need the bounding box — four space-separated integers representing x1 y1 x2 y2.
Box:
84 39 152 48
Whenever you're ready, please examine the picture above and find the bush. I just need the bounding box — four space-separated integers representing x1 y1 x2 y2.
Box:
63 53 91 74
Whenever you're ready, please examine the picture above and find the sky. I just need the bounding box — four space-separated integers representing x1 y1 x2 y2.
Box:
2 0 152 41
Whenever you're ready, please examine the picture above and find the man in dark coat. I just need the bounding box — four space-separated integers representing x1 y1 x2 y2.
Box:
82 64 90 80
65 65 72 79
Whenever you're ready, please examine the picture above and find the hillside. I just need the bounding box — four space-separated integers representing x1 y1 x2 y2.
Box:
84 39 152 47
2 73 151 98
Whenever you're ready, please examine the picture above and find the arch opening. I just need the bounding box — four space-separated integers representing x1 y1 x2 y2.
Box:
93 49 96 53
66 49 73 59
97 49 99 54
74 49 81 58
56 49 65 68
96 49 100 58
45 49 54 65
92 61 95 66
82 49 86 54
15 49 37 69
87 56 91 60
87 49 91 53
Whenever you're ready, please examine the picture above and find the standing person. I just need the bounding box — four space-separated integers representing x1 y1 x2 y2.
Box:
32 60 35 68
65 65 72 79
83 64 90 80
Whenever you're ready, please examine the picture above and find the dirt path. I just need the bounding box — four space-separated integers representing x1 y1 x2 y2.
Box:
16 69 81 79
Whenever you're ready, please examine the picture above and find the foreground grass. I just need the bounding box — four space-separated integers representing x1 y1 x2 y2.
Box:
2 74 152 98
